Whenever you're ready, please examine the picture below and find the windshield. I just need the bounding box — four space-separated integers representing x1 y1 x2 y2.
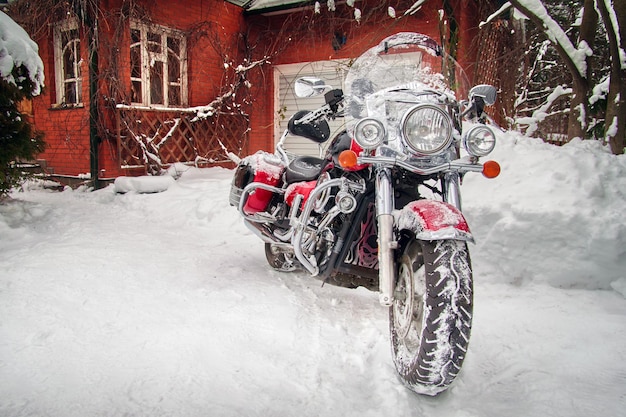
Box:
344 33 470 121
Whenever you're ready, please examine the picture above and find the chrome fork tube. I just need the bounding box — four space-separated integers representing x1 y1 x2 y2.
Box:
376 167 397 307
442 172 462 210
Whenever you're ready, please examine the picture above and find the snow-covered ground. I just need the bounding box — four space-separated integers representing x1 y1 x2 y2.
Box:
1 132 625 416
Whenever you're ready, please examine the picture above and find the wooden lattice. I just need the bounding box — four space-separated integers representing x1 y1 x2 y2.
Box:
474 19 518 127
116 106 249 174
475 19 569 145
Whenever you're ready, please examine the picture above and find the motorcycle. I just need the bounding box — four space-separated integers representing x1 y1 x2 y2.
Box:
230 32 500 395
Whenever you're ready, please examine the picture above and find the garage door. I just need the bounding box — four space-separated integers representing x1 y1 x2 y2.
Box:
274 60 347 157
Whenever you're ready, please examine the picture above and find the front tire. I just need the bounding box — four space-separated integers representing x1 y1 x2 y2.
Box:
390 239 473 396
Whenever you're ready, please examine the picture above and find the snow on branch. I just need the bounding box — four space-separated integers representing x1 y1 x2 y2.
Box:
219 139 241 164
600 0 626 69
515 85 572 136
0 11 45 95
154 118 181 150
405 0 428 16
509 0 590 78
480 1 512 28
590 75 609 106
187 56 271 121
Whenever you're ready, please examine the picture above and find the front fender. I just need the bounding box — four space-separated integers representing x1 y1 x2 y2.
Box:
395 200 474 243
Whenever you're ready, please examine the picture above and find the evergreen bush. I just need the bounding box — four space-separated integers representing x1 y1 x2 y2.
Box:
0 64 46 196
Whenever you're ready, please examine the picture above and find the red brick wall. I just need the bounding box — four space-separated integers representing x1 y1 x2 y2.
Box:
455 0 482 81
30 0 244 179
31 26 92 178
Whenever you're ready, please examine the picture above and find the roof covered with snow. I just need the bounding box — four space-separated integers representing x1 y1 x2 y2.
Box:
246 0 304 9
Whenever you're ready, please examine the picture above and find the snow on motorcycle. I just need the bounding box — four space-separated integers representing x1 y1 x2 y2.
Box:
230 32 500 395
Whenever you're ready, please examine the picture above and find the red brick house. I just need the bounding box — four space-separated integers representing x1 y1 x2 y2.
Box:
9 0 497 186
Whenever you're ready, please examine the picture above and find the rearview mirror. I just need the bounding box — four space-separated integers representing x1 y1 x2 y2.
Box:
469 85 497 106
294 77 331 98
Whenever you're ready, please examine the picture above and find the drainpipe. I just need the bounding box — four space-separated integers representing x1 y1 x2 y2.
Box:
76 0 101 189
88 31 101 189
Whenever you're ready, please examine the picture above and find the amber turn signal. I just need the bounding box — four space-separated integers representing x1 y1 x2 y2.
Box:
482 160 501 178
338 150 359 169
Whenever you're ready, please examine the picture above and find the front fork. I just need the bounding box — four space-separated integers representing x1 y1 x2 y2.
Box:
442 171 463 210
375 167 397 307
375 169 463 307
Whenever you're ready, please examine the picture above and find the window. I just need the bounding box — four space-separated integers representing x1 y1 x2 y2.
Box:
130 21 187 107
53 19 82 106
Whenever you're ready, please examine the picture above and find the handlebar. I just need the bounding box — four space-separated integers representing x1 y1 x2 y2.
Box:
293 88 344 125
357 155 484 175
293 103 338 125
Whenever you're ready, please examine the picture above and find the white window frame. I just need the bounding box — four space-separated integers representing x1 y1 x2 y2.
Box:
53 18 82 106
130 21 188 108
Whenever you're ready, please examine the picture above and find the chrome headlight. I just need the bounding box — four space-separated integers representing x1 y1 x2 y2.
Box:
401 104 453 155
354 118 386 150
463 125 496 156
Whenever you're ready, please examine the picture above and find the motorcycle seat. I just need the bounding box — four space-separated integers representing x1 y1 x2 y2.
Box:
285 155 326 183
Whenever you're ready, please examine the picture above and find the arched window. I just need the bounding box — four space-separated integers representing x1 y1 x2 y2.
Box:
53 19 82 106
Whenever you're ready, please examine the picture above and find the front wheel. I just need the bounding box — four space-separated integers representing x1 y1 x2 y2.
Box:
390 239 473 396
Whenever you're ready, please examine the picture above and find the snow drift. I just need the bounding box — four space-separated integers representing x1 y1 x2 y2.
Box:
463 135 626 292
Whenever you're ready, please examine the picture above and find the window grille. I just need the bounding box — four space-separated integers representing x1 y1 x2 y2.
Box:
130 21 187 107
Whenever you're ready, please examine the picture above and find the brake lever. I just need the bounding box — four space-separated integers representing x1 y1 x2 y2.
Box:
293 104 333 125
461 96 487 122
